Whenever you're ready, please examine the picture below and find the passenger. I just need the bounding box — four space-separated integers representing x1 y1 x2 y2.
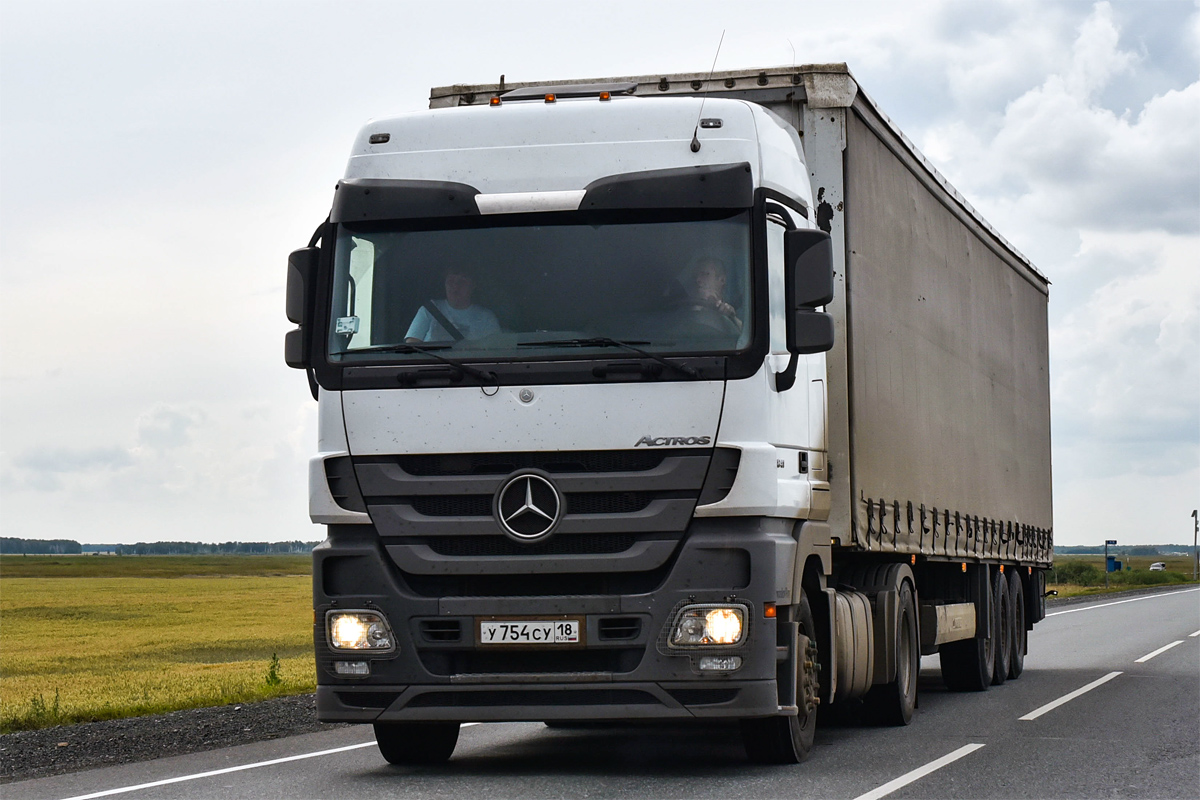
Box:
685 256 743 331
405 268 501 343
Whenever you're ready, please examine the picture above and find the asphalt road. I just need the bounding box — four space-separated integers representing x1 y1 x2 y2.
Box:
7 587 1198 800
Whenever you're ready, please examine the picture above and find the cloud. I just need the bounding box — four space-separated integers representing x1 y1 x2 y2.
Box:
1051 230 1200 478
923 3 1200 237
3 445 133 492
136 405 204 450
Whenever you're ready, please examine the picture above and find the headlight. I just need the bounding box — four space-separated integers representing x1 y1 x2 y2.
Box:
669 604 747 647
326 610 395 652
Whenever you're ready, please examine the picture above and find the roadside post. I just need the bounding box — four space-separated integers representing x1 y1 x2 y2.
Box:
1105 539 1117 589
1192 510 1197 582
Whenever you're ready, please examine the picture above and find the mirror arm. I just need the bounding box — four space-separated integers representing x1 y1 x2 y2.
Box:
773 353 799 392
306 368 319 401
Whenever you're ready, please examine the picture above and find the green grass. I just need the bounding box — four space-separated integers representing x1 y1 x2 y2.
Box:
0 553 311 579
0 555 315 733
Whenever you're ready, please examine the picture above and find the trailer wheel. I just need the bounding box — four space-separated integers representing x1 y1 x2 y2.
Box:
940 567 994 692
865 579 918 725
373 722 460 765
1008 569 1026 679
741 595 818 764
991 569 1012 685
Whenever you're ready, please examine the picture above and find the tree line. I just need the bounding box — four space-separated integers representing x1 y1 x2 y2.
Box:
1 538 318 555
0 538 82 555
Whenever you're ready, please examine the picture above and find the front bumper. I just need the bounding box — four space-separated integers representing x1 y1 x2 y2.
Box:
314 518 797 723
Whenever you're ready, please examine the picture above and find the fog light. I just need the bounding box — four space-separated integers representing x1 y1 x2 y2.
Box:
669 604 747 646
334 660 370 676
326 610 395 652
699 655 743 671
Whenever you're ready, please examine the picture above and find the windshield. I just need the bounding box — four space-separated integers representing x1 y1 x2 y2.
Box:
327 210 752 362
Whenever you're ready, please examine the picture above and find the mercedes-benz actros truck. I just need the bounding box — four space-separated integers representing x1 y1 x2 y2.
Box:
284 63 1053 765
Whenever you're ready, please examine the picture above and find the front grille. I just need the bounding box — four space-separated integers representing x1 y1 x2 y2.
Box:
425 534 639 557
418 648 643 676
568 492 653 515
402 567 668 598
394 450 667 476
407 493 657 518
356 448 715 540
411 495 492 517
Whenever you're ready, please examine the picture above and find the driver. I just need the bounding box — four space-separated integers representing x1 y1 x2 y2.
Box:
405 268 501 343
685 257 743 331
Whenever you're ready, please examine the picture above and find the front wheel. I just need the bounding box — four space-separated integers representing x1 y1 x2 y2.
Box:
741 595 819 764
374 721 460 765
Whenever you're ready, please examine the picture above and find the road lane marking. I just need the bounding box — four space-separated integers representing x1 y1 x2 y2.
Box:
850 743 985 800
58 723 483 800
1189 630 1200 638
1019 671 1122 721
1135 640 1184 663
1044 587 1200 617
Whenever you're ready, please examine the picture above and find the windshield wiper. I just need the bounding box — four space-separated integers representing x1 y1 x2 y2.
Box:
336 343 497 385
518 337 700 378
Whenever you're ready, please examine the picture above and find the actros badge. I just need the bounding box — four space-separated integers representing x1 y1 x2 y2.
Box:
494 472 562 541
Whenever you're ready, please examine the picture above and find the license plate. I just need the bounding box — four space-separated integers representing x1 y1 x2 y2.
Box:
478 618 582 646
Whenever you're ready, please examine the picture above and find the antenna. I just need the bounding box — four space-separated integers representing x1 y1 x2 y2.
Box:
690 30 725 153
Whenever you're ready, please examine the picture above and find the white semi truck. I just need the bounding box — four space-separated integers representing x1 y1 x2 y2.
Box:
285 64 1053 765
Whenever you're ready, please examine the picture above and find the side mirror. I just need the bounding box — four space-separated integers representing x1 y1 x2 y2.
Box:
784 229 835 354
286 247 319 325
284 247 319 370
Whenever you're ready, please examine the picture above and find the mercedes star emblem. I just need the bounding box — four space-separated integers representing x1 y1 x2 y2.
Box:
495 472 562 541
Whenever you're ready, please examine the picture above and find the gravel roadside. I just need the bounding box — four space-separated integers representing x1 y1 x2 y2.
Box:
0 694 346 785
3 584 1193 785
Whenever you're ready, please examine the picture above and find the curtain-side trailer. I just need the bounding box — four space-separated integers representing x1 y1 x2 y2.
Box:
284 63 1053 765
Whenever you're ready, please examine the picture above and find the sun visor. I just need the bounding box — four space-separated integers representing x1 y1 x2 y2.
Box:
581 162 753 210
331 178 481 223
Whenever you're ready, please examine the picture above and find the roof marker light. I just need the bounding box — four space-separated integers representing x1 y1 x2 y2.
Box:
599 91 611 101
544 93 556 103
489 96 501 106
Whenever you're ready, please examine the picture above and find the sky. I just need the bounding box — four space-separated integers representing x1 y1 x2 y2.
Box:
0 0 1196 547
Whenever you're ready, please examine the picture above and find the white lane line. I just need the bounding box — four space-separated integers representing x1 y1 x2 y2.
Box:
850 743 985 800
56 742 377 800
1189 630 1200 638
1135 640 1184 663
1019 671 1122 721
1044 587 1200 617
58 723 483 800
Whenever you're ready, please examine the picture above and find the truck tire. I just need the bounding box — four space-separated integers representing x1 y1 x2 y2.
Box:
1008 569 1026 679
741 595 819 764
991 569 1012 685
865 579 918 725
940 567 994 692
373 721 460 765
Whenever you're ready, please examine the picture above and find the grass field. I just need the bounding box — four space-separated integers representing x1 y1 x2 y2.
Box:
0 555 314 733
1046 554 1198 597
